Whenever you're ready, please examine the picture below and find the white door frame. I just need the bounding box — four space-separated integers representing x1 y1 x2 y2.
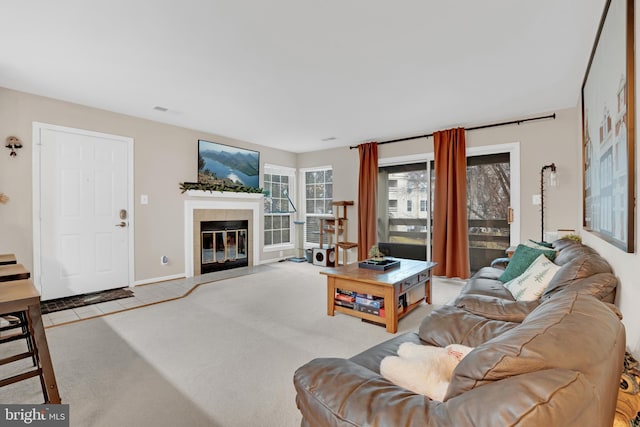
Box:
465 142 521 246
379 141 521 258
32 122 135 294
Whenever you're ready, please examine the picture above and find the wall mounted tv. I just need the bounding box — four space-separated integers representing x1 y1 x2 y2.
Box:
198 140 260 189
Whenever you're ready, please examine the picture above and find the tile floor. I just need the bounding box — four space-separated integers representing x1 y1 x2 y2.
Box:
41 265 267 328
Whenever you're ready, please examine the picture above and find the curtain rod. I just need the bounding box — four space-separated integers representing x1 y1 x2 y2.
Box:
349 113 556 149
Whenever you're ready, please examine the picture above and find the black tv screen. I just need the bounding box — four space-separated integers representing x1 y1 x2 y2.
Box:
198 140 260 189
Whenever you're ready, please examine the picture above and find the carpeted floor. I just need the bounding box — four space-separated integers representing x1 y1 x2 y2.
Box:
0 262 464 427
40 288 134 314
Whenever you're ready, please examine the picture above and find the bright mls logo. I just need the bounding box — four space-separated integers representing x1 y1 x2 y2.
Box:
1 405 69 426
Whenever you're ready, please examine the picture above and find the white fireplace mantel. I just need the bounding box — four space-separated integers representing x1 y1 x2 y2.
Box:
184 190 264 199
184 192 263 277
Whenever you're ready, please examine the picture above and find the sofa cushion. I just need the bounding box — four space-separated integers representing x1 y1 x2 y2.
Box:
552 245 598 266
454 294 540 322
457 271 515 300
503 254 561 301
543 272 618 303
419 305 519 348
498 244 556 283
542 254 613 299
445 292 624 401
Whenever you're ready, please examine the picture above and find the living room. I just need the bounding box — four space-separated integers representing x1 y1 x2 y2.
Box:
1 1 639 425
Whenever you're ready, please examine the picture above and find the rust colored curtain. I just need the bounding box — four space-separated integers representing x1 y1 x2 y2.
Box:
358 142 378 260
432 128 470 278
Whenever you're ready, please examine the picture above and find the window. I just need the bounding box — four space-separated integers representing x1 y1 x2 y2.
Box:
378 162 429 245
302 167 333 246
264 165 296 248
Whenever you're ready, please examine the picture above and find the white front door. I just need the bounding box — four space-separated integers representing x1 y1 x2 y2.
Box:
34 124 133 300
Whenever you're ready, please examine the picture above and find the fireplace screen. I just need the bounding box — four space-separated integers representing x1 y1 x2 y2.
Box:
201 229 248 264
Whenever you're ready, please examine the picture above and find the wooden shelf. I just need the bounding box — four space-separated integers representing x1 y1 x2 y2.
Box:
398 298 425 320
336 242 358 250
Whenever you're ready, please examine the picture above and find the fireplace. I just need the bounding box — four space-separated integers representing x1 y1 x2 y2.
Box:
200 220 249 273
184 192 262 277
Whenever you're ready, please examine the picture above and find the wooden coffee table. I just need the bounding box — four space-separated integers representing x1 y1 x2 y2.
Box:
321 258 437 333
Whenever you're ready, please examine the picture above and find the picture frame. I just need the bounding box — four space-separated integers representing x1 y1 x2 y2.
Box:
581 0 635 253
197 139 260 190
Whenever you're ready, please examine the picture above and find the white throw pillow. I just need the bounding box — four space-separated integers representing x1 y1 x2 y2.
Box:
380 343 474 401
503 254 560 301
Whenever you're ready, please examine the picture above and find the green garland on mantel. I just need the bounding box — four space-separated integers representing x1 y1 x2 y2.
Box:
179 181 265 195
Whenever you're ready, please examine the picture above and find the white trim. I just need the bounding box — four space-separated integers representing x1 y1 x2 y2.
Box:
264 163 296 175
299 164 332 173
379 153 432 166
185 190 263 199
378 141 521 247
299 165 334 246
134 273 185 286
263 243 295 252
467 142 521 245
32 122 135 293
264 164 297 248
184 197 262 278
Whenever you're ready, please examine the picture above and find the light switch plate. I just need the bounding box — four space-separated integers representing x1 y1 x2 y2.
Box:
141 194 149 205
532 194 541 205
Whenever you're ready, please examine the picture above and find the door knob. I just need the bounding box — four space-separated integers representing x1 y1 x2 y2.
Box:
115 221 127 228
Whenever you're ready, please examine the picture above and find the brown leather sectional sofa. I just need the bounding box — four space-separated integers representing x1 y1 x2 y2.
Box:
294 239 625 426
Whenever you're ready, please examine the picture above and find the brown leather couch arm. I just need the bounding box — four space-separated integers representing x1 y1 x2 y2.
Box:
294 359 603 427
294 358 436 427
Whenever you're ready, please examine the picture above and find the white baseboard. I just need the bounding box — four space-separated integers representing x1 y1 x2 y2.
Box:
133 273 186 287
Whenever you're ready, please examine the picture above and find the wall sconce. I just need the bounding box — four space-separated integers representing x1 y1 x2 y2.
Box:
540 163 557 241
5 136 23 157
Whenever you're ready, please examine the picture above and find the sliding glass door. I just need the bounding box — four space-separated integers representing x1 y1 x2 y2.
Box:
378 144 519 273
465 153 511 271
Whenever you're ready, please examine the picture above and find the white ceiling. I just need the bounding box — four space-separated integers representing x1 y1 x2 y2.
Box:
1 1 605 153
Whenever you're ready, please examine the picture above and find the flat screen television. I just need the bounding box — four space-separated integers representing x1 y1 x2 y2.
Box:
198 139 260 189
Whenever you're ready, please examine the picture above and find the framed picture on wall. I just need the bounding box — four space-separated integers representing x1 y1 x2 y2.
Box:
581 0 635 253
198 139 260 190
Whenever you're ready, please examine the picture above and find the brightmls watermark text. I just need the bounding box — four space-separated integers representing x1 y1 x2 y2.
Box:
1 405 69 426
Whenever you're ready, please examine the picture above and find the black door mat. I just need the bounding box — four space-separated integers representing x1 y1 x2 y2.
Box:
40 288 134 315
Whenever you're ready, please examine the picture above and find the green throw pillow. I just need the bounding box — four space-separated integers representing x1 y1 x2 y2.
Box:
498 244 557 283
528 239 553 248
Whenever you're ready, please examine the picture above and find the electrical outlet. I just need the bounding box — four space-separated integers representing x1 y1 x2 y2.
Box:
532 194 541 205
279 250 283 257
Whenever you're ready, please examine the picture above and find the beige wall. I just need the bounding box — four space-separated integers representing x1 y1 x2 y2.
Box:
4 82 636 358
0 87 296 283
297 107 581 261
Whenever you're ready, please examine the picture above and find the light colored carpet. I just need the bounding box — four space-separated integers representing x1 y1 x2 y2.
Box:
0 261 464 427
